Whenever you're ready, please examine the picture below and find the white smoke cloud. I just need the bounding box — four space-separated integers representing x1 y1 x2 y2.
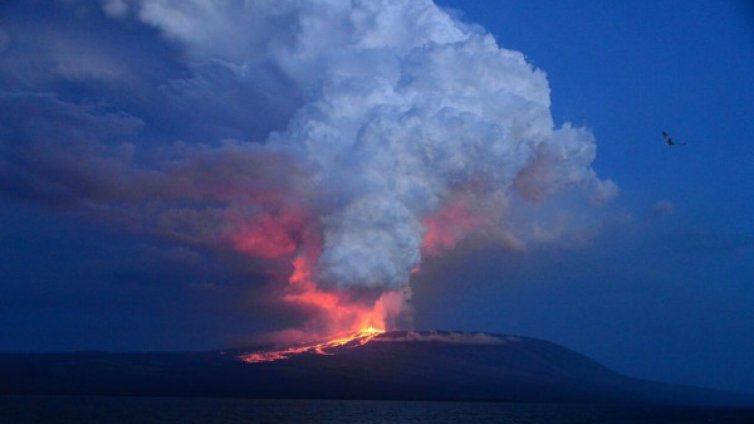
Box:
88 0 617 291
0 0 617 298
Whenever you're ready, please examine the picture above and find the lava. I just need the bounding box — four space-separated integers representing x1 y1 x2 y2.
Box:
234 217 403 364
240 326 385 363
283 252 399 334
225 196 409 362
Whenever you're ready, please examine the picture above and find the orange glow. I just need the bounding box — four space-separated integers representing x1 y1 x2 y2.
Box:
229 202 409 363
240 326 385 363
283 253 398 334
239 247 406 363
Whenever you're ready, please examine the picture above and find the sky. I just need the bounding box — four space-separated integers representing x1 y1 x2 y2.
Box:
1 0 753 394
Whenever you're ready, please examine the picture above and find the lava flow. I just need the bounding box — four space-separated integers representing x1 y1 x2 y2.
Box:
240 326 385 363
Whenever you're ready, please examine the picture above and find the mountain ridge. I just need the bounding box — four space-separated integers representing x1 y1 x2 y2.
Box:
1 330 751 406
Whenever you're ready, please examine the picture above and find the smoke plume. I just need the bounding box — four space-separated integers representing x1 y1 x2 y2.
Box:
1 0 617 339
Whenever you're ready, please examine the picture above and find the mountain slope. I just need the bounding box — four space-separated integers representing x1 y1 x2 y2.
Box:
1 331 751 405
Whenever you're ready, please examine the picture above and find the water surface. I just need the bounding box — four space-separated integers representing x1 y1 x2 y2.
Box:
1 396 753 423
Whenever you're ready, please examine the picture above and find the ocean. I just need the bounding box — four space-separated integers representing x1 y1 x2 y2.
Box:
1 396 753 423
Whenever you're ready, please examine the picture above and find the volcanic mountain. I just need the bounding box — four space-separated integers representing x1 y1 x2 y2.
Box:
1 330 751 406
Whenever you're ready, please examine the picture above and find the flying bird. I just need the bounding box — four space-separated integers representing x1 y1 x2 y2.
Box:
662 131 687 146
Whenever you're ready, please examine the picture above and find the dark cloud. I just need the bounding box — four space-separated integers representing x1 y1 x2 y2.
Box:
0 92 143 205
1 0 617 346
106 245 267 289
0 90 308 251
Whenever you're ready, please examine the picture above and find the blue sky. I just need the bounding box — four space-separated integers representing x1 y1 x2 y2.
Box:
429 0 754 393
1 0 753 394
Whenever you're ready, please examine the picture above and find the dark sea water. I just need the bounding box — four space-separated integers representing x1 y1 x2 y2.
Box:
1 396 753 423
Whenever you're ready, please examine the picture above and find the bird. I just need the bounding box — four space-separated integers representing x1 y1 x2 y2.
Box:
662 131 687 146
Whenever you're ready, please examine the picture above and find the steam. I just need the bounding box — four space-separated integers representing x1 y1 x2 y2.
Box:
375 331 521 345
2 0 617 334
123 0 615 287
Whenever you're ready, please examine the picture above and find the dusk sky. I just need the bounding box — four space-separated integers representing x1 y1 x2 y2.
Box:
1 0 753 395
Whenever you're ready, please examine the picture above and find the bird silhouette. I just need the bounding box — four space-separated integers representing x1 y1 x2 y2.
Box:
662 131 687 146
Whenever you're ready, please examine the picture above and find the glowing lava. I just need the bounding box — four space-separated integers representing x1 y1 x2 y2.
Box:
240 326 385 363
229 203 408 363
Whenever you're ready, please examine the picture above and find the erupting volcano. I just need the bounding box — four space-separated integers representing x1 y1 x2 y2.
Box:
6 331 752 406
213 0 618 348
9 0 615 356
237 216 410 348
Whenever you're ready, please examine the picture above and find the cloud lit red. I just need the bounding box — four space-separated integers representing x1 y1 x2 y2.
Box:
0 0 616 345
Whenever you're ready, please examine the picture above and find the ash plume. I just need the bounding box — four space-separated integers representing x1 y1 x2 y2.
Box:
0 0 617 337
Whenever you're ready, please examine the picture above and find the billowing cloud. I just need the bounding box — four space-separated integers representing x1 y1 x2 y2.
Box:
0 0 617 338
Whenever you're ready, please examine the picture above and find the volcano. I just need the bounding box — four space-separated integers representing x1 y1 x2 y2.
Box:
1 331 751 406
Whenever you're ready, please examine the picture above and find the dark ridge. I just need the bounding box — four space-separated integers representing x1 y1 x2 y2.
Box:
1 331 752 406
